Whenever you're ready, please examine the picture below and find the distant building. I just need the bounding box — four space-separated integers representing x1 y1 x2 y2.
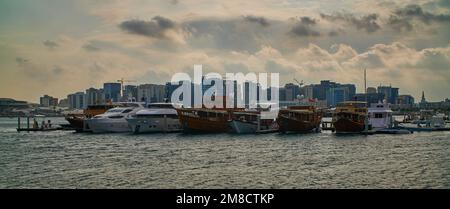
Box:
340 84 356 100
284 83 300 101
314 80 336 101
85 88 105 106
279 87 286 102
103 83 121 103
39 95 58 107
123 85 138 102
366 87 377 94
303 85 314 100
137 84 166 103
394 95 415 109
302 80 355 105
165 82 182 102
68 92 85 109
58 98 69 107
326 87 350 107
377 86 399 104
419 95 450 109
354 93 385 104
0 98 28 110
397 95 415 105
420 91 427 104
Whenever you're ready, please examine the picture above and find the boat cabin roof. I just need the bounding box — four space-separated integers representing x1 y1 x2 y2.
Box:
337 101 367 108
281 109 314 113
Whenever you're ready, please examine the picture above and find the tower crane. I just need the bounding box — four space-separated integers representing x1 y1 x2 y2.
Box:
117 78 137 100
293 78 304 87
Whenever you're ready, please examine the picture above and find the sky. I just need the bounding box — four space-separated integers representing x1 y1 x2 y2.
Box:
1 0 450 103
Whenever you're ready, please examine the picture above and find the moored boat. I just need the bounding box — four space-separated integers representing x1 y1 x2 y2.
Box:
332 101 367 134
176 108 242 133
277 106 322 133
229 110 278 134
65 104 117 132
368 102 394 131
85 102 145 133
126 103 182 134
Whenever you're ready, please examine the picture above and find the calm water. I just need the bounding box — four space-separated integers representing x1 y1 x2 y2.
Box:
0 117 449 189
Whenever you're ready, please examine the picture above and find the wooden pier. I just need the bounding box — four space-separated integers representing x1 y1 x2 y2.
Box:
16 116 75 132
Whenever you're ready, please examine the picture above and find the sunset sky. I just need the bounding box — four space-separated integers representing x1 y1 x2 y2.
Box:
1 0 450 103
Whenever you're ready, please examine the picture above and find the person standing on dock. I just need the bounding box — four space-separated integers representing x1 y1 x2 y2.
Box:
47 120 52 128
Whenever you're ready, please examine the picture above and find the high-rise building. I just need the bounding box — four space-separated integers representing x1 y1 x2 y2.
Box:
165 81 182 102
314 80 337 101
367 87 377 94
103 83 121 103
67 92 86 109
326 87 350 107
58 98 69 107
303 85 314 100
137 84 166 103
85 88 105 105
397 95 415 105
123 85 138 102
279 87 286 102
377 86 399 104
39 95 58 107
354 93 385 104
284 83 301 101
302 81 355 105
396 95 415 109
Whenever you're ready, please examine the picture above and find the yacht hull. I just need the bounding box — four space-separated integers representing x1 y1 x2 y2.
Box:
126 117 182 134
86 118 131 133
229 120 278 134
229 120 257 134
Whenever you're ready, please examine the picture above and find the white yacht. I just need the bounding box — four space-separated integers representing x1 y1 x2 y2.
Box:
126 103 182 134
368 102 394 130
86 102 144 133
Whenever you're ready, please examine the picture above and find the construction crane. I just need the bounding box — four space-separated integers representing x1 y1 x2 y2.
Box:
117 78 137 100
293 78 304 87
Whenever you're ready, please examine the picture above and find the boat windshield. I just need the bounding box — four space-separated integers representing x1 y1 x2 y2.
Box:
121 109 133 113
106 108 126 113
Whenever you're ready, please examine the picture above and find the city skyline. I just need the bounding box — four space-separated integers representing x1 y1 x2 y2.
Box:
36 79 421 108
1 0 450 102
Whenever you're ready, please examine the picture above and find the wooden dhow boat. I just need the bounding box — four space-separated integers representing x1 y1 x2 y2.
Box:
176 108 244 133
277 105 322 133
332 101 368 134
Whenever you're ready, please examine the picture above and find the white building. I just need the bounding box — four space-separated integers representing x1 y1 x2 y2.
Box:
137 84 166 103
68 92 86 109
40 95 58 107
85 88 105 106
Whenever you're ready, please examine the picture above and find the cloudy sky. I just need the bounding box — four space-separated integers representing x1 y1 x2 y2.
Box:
1 0 450 102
